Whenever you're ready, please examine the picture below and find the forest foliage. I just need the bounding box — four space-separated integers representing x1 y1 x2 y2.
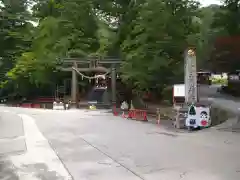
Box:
0 0 239 97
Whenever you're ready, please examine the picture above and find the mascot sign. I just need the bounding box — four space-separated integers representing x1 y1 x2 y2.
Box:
185 104 211 130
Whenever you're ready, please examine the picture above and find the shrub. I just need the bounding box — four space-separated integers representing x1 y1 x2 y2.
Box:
161 85 173 104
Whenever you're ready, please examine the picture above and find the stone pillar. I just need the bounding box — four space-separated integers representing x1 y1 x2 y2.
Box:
184 49 197 104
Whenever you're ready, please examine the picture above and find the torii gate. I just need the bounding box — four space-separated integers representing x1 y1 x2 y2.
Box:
59 57 121 108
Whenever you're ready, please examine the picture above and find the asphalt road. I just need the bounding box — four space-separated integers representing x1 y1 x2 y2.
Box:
0 107 240 180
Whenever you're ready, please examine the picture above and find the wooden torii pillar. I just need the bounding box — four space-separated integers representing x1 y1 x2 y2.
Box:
59 61 79 108
111 66 116 106
71 61 78 107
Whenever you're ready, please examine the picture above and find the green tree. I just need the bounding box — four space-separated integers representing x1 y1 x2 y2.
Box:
120 0 199 96
196 5 221 69
6 0 100 87
0 0 33 95
213 0 240 35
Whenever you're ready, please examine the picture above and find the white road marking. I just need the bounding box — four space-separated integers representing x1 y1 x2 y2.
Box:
9 114 72 180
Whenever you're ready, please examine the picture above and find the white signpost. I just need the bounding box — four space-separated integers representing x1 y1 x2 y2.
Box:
173 84 185 97
173 84 185 109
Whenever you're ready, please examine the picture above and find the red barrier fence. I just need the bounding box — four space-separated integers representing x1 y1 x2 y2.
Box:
21 103 32 108
31 104 41 108
128 109 147 121
19 103 41 108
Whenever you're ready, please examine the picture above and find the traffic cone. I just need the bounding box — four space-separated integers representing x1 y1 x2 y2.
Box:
143 111 148 121
128 110 132 118
121 111 126 118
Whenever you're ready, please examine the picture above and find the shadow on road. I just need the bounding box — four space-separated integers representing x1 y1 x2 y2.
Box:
0 158 19 180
